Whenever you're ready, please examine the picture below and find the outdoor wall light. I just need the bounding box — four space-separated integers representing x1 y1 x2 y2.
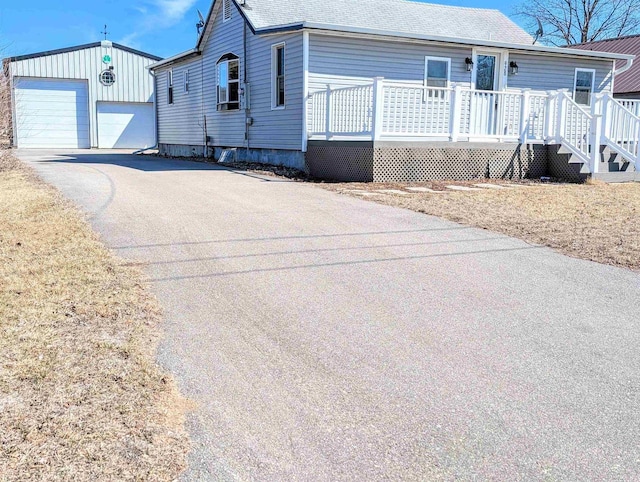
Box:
465 57 474 72
509 61 519 75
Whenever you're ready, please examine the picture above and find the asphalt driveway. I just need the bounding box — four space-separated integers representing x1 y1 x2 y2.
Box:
17 149 640 481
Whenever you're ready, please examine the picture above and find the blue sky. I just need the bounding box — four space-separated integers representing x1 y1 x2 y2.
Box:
0 0 521 59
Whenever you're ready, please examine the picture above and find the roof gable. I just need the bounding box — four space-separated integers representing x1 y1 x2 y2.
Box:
7 41 162 63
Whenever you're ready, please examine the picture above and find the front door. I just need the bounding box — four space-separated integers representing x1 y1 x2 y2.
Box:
471 51 504 137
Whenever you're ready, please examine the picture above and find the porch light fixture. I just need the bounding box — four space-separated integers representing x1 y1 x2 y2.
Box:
509 61 519 75
465 57 474 72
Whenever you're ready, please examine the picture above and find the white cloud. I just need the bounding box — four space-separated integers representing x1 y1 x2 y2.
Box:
118 0 198 46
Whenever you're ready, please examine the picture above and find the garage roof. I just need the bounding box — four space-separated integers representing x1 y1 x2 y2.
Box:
6 41 162 63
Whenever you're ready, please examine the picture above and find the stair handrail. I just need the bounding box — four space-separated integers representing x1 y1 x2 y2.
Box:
555 91 595 172
601 93 640 170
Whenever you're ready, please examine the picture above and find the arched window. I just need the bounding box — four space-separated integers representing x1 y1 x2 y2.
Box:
217 53 240 111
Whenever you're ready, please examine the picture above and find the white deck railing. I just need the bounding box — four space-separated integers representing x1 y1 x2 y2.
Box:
306 77 640 172
601 94 640 166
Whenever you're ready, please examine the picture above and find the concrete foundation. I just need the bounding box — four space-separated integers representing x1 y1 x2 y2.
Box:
158 143 306 171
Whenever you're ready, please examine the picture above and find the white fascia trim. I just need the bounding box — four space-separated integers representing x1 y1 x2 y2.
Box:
288 23 635 61
148 49 199 70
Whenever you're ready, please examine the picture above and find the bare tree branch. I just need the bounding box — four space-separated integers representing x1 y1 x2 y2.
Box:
514 0 640 46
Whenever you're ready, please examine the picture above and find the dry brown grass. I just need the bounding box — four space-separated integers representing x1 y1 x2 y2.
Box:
0 151 190 481
323 180 640 271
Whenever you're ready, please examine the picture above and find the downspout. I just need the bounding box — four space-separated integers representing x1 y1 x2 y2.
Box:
614 58 634 77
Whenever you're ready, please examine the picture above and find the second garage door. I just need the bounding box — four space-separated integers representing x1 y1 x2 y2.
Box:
97 102 155 149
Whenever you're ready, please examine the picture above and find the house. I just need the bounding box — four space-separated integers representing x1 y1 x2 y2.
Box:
4 41 161 149
150 0 639 182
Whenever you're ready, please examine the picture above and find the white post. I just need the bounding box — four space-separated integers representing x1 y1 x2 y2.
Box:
325 84 331 141
544 90 555 142
450 84 462 142
635 121 640 171
556 90 568 143
589 113 602 174
371 77 385 141
519 89 531 144
600 93 610 141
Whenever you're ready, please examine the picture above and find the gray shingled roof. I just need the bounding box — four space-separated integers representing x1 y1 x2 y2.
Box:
240 0 534 45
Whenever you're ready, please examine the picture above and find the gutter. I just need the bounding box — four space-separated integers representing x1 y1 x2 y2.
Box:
148 48 200 70
614 58 634 76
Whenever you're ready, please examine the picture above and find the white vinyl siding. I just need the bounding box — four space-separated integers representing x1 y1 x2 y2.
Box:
308 33 614 97
247 32 303 149
507 53 613 93
155 0 303 151
10 42 156 148
308 33 472 92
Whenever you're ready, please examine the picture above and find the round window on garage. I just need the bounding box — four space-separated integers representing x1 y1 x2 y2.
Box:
99 69 116 86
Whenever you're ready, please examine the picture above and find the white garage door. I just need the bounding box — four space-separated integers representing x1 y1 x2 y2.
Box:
14 78 90 148
97 102 155 149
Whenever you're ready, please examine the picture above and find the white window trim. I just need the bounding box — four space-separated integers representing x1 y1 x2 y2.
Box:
223 0 232 23
424 56 451 89
573 68 596 106
217 57 240 110
271 42 286 110
167 69 174 105
184 70 189 93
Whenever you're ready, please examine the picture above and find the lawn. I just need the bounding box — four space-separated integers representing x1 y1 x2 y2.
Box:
0 151 190 480
321 179 640 271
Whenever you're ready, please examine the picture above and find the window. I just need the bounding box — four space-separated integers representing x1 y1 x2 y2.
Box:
272 43 285 109
99 69 115 86
223 0 232 22
424 56 450 100
184 70 190 93
574 68 595 106
168 70 174 104
217 54 240 111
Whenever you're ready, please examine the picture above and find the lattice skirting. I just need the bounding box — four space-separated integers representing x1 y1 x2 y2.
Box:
306 142 374 182
306 141 549 182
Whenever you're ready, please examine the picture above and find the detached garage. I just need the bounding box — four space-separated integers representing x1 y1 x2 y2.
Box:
6 41 161 149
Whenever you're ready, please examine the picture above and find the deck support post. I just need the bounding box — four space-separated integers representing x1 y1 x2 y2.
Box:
519 89 531 144
450 84 462 142
372 77 385 141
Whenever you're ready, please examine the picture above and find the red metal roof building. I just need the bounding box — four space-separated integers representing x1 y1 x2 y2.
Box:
573 34 640 99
